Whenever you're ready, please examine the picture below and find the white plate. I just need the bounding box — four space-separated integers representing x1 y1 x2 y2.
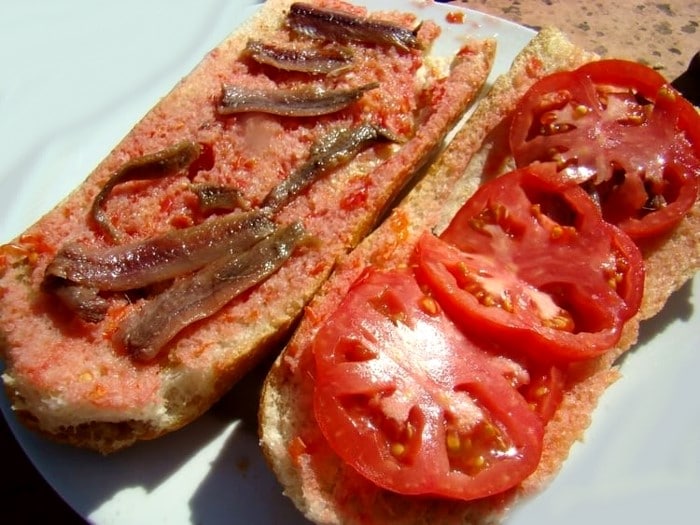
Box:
0 1 697 524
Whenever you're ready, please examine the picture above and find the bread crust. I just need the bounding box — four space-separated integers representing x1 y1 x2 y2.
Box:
258 25 700 524
0 0 494 453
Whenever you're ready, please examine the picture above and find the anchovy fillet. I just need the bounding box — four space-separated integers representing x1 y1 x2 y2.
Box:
262 122 397 212
287 2 421 51
217 82 378 117
245 39 353 75
91 141 203 242
120 222 307 361
46 211 275 292
192 184 250 213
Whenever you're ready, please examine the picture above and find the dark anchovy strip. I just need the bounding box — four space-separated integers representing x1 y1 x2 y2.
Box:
286 2 421 51
120 221 308 361
245 39 354 75
45 211 275 292
261 122 397 212
91 141 202 242
192 184 250 213
45 280 109 324
217 82 378 117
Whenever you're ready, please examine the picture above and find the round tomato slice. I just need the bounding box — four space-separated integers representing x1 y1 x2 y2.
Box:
312 268 544 501
510 59 700 239
417 164 644 363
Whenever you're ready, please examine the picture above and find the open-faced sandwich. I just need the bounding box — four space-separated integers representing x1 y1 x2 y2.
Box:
0 0 496 453
259 16 700 525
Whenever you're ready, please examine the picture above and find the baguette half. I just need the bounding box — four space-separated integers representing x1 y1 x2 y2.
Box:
259 25 700 524
0 0 495 453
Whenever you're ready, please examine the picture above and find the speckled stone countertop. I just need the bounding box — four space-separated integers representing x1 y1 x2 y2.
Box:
448 0 698 80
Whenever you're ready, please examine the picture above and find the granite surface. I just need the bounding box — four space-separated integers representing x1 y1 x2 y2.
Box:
448 0 699 79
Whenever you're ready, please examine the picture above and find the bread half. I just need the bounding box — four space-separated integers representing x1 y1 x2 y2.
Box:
0 0 495 453
258 25 700 524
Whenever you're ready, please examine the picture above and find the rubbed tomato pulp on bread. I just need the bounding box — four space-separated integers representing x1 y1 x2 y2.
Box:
83 19 430 241
0 0 494 448
303 164 646 501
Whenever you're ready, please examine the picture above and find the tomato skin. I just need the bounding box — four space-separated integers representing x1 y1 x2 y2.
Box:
312 268 544 501
575 59 667 98
509 59 700 240
418 164 644 363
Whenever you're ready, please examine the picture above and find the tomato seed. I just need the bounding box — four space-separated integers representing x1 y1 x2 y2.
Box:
471 455 486 468
390 442 406 458
502 296 515 313
533 385 550 398
482 294 497 307
419 295 440 316
543 313 574 331
446 429 461 452
573 104 589 117
658 84 677 103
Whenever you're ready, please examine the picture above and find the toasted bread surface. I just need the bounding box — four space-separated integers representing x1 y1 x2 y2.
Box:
0 0 494 453
259 25 700 524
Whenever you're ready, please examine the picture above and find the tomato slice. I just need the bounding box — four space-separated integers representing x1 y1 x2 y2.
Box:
416 164 644 363
510 59 700 239
312 268 544 501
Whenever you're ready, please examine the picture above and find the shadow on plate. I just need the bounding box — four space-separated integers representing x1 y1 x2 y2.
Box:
615 277 695 367
188 356 314 525
0 352 295 522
